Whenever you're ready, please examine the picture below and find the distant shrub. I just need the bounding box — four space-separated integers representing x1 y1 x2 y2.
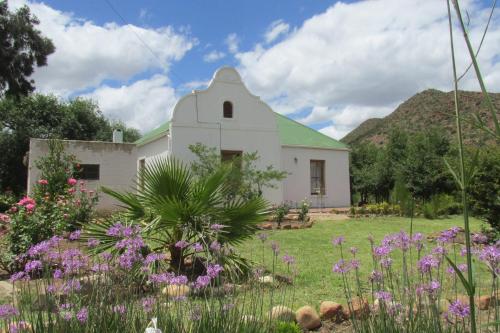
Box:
0 192 16 213
274 202 290 228
422 194 456 219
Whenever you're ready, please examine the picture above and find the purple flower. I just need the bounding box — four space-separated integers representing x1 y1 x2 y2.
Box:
141 297 155 313
175 240 189 249
149 272 175 284
24 260 42 273
373 246 391 258
432 246 447 256
113 304 126 315
210 224 225 231
87 238 100 248
472 233 488 244
9 272 27 282
350 247 358 255
448 300 470 319
53 269 63 279
437 228 460 243
424 280 441 297
282 253 295 265
380 257 393 268
106 223 124 237
369 270 383 283
8 321 30 333
418 255 440 273
257 233 268 242
76 307 88 323
144 253 166 265
61 279 82 294
350 259 360 269
91 263 110 272
446 264 468 275
194 275 211 289
69 230 81 241
332 236 345 246
61 249 88 274
271 241 280 255
210 240 221 252
332 259 350 274
192 243 203 252
207 263 224 278
0 304 19 319
478 245 500 271
100 252 113 261
170 275 188 285
375 291 392 303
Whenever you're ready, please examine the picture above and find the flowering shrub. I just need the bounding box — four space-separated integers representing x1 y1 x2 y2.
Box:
0 224 295 333
1 178 97 271
331 227 499 332
297 199 309 223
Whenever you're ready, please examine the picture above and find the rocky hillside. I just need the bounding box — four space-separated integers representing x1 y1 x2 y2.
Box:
341 89 499 146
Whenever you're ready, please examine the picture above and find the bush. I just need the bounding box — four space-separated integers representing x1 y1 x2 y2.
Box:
297 199 309 222
422 194 456 219
275 321 302 333
273 202 290 228
0 192 15 213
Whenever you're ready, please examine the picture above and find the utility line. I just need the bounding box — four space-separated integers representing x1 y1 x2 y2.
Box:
103 0 186 83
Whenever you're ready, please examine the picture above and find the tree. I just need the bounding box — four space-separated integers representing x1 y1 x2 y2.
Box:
0 1 55 97
0 94 139 193
88 158 267 277
188 143 287 201
400 129 453 201
468 147 500 230
350 142 379 204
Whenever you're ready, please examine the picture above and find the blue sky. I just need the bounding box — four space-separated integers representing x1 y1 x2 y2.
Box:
10 0 500 138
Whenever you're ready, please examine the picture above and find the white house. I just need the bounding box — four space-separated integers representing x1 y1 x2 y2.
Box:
28 67 350 211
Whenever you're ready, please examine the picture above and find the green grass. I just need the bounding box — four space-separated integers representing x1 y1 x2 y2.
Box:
238 215 486 309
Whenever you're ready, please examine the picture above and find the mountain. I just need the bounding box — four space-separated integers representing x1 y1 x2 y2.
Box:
341 89 499 146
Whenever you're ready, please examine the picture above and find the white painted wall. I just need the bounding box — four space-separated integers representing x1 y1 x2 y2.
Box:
170 67 284 204
28 139 138 213
137 134 170 166
281 146 351 208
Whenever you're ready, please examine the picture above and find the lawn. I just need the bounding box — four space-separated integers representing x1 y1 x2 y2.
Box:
238 215 486 308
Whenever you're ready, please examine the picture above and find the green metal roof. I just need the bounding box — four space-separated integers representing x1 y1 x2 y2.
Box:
274 113 348 150
135 121 170 146
135 114 347 150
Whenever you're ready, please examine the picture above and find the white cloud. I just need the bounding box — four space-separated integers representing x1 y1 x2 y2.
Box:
264 20 290 44
234 0 500 139
203 50 226 63
85 75 177 132
225 33 240 54
10 0 195 96
180 80 210 91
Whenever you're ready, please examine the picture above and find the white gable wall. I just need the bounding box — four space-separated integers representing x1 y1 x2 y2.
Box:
137 135 170 166
281 146 350 208
170 68 283 204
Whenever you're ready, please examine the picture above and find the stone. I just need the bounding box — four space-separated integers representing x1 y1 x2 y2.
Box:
261 223 273 230
342 297 369 319
319 301 343 321
292 225 300 230
258 275 274 284
270 305 296 322
162 284 190 298
296 305 321 330
478 295 491 310
283 224 292 230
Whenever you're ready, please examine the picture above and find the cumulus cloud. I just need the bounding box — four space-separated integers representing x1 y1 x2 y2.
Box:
264 19 290 44
203 50 226 63
235 0 500 139
85 75 177 132
225 33 240 54
10 0 195 96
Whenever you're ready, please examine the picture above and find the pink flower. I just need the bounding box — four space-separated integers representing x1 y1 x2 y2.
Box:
37 179 48 185
25 203 36 212
17 196 35 206
0 214 10 223
67 178 77 186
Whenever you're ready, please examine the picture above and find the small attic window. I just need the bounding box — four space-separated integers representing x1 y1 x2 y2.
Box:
223 101 233 118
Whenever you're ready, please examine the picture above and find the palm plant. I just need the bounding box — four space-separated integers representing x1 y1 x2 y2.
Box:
85 157 268 278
